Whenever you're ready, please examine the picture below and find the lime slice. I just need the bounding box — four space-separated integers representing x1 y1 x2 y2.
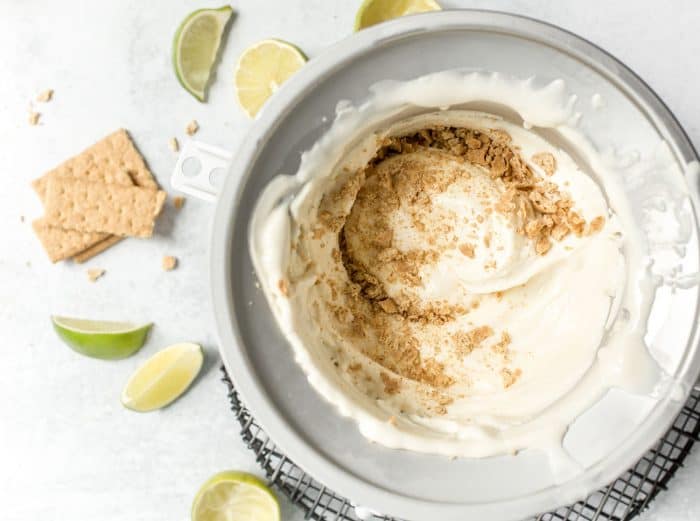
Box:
121 342 203 412
173 5 233 101
234 39 307 118
354 0 441 30
52 316 152 360
192 471 280 521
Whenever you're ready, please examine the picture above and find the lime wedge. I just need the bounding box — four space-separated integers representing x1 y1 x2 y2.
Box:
121 342 203 412
192 471 280 521
354 0 441 30
173 5 233 101
52 316 151 360
234 39 307 118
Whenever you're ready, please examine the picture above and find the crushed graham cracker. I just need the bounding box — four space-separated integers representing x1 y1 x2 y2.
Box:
87 268 105 282
172 195 185 209
380 372 401 394
363 126 601 257
589 215 605 234
531 152 557 176
28 111 40 126
169 137 179 152
459 243 476 258
502 367 522 388
36 89 53 102
162 255 177 271
185 120 199 136
452 326 494 357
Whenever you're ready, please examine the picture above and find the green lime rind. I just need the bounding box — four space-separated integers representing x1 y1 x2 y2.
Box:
52 316 152 360
270 38 308 61
172 5 233 102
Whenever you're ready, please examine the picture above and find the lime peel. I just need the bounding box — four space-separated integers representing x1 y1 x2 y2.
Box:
52 316 152 360
173 5 234 101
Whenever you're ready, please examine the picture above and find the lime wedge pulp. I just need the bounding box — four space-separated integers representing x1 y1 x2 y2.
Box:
354 0 441 31
234 39 307 118
51 316 152 360
121 342 203 412
173 5 233 101
192 471 280 521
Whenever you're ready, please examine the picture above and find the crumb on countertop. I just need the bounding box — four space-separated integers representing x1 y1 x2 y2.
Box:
36 89 54 102
172 195 185 209
185 120 199 136
28 111 40 125
169 137 179 152
162 255 177 271
87 268 105 282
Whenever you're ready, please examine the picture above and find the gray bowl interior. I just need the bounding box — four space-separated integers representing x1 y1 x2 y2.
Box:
212 11 700 521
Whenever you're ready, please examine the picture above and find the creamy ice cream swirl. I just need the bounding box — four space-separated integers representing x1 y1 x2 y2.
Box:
251 75 667 467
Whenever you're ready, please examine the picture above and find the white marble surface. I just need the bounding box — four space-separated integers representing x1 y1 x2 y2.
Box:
1 1 698 520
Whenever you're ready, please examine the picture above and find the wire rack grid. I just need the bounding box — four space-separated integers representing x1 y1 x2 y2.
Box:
221 368 700 521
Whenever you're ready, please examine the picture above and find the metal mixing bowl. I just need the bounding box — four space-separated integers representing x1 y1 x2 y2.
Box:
208 10 700 521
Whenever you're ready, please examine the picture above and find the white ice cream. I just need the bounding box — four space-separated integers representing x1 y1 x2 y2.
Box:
249 72 695 470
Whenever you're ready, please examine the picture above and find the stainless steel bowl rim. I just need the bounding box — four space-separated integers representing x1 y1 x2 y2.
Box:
210 9 700 520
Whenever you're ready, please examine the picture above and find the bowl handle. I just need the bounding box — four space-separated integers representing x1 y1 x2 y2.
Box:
170 140 233 202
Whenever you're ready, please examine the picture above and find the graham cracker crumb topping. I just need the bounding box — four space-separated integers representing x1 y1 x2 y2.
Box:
298 122 603 412
532 152 557 176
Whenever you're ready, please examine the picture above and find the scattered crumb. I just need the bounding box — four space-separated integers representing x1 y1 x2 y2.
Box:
502 367 522 388
589 215 605 234
278 278 288 296
185 120 199 136
162 255 178 271
380 372 401 394
36 89 53 102
172 195 185 209
452 326 494 357
28 111 40 125
87 268 105 282
535 236 552 255
169 137 179 152
459 243 475 258
377 298 398 314
531 152 557 176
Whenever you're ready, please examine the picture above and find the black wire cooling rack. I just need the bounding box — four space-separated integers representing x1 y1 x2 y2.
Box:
221 367 700 521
